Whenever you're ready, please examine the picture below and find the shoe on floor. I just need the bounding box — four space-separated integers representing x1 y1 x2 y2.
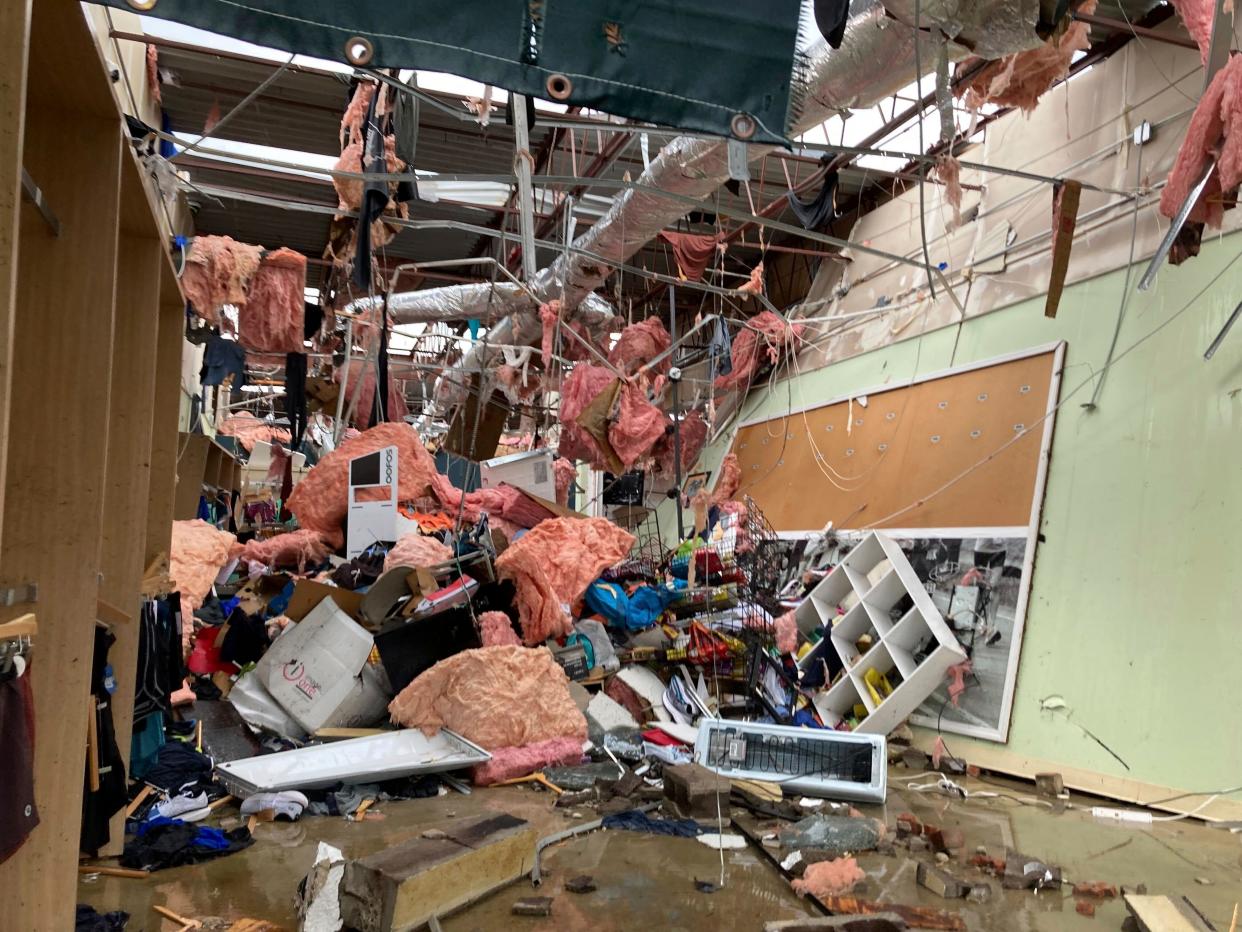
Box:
239 790 308 821
151 791 209 820
986 630 1002 646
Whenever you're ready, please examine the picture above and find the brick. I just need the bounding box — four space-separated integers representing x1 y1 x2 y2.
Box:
916 861 970 898
1072 882 1118 898
1075 900 1096 917
895 812 923 836
663 763 729 820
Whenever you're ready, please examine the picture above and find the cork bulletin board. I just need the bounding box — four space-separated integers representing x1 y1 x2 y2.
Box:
729 346 1063 533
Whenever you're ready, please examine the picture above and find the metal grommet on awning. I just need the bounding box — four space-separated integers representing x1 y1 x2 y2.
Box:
546 74 573 100
730 113 757 140
125 0 158 10
344 37 374 66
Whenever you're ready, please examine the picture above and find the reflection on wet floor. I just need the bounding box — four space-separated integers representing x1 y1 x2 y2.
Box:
78 771 1242 931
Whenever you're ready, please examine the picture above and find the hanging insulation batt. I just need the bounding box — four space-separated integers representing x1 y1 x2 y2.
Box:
238 247 307 353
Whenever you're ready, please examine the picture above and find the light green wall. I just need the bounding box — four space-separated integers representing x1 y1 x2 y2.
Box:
678 232 1242 793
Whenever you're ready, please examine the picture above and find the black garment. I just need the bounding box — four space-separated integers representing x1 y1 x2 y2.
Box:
392 82 420 204
133 595 184 722
786 169 840 230
142 741 214 793
813 0 851 48
120 820 252 872
81 628 127 854
602 810 703 837
353 88 390 291
330 547 386 590
75 905 129 932
303 301 324 341
0 669 39 865
200 333 247 389
370 296 391 428
285 352 308 447
219 608 268 667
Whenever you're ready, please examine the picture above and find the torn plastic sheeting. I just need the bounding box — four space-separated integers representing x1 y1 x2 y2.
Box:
232 528 332 572
470 736 585 786
383 533 454 574
216 727 490 797
287 422 440 538
228 669 308 741
180 235 263 325
495 517 635 644
387 645 588 750
713 311 805 392
1160 54 1242 230
238 247 307 353
607 315 671 376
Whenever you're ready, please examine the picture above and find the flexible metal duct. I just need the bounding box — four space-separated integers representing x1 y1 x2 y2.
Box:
388 0 1045 408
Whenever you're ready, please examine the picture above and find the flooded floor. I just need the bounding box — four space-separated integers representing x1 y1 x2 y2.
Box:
79 771 1242 930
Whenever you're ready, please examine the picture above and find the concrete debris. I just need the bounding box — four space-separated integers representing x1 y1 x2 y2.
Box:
511 897 554 917
916 861 970 899
564 875 596 894
663 763 730 820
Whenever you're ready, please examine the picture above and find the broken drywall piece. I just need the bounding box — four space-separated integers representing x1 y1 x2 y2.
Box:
299 842 346 932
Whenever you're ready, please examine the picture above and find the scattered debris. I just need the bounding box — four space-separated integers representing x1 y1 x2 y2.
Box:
511 897 554 917
564 875 596 894
791 858 867 898
915 861 971 899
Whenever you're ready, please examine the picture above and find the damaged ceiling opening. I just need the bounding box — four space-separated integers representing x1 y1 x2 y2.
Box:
6 0 1241 928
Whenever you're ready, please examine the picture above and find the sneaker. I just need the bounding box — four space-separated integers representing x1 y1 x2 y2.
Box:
986 630 1002 647
151 791 209 820
240 790 308 821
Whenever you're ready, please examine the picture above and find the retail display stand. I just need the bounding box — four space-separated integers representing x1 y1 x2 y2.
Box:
795 532 965 735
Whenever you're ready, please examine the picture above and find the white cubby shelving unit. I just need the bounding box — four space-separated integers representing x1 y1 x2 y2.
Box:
795 531 965 735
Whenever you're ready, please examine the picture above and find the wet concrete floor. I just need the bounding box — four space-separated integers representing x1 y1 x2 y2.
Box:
79 770 1242 930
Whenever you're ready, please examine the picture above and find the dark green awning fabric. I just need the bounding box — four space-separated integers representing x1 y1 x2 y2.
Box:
97 0 804 143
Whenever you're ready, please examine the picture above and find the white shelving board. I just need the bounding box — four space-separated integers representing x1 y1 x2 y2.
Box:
795 531 965 735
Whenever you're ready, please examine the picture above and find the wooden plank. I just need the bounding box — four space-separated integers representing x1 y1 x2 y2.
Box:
340 814 537 932
0 78 122 931
1124 894 1217 932
98 228 162 856
145 266 184 563
175 432 212 520
0 0 31 544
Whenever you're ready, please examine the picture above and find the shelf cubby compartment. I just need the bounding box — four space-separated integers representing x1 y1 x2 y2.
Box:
842 534 886 577
813 671 870 728
887 607 932 655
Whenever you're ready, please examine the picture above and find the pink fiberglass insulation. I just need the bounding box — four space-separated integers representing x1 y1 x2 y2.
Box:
712 452 742 504
958 1 1096 113
341 367 410 430
238 247 307 353
496 363 541 403
792 858 866 898
609 381 667 468
478 610 522 647
554 457 577 505
471 736 584 786
1170 0 1214 64
383 533 454 573
1160 55 1242 229
334 139 364 211
714 311 804 392
218 411 291 452
339 81 376 147
934 155 963 226
496 517 635 644
607 315 671 376
171 520 237 652
652 409 707 477
738 261 765 296
287 422 440 537
388 645 588 749
146 44 161 106
557 364 615 463
773 610 799 654
233 529 332 572
181 235 263 325
540 300 562 367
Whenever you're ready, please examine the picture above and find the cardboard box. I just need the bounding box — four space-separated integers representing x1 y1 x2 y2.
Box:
285 579 365 622
255 597 390 733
